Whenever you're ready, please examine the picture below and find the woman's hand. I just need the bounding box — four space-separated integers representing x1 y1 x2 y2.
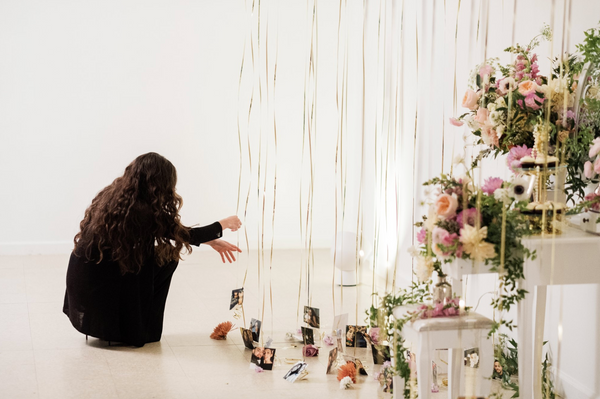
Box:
219 215 242 232
206 239 242 263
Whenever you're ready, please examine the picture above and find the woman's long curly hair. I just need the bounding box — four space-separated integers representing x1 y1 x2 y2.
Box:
74 152 191 274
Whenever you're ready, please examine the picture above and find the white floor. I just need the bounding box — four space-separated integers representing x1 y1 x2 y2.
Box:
0 249 509 399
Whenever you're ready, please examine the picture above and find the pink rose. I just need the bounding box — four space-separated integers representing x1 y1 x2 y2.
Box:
584 161 594 179
589 138 600 158
462 89 480 110
481 125 499 147
594 157 600 174
434 193 459 219
302 344 319 357
474 107 489 125
518 80 537 96
449 117 464 127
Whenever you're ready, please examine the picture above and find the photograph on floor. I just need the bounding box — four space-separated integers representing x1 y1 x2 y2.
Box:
283 361 307 383
301 327 314 345
326 347 338 374
345 325 367 348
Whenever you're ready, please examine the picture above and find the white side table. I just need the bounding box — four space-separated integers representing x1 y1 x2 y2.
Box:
445 227 600 399
393 306 494 399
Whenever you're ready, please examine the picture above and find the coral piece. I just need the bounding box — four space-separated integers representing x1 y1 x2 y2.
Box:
337 361 357 383
210 321 233 340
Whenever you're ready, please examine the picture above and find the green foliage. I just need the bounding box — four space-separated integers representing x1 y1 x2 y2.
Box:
576 21 600 70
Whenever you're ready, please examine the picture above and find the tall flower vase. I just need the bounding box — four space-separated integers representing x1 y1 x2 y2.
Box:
432 275 452 304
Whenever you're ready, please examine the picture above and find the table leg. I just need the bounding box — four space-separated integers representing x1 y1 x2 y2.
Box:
518 281 535 399
448 348 461 399
532 285 547 399
417 335 432 399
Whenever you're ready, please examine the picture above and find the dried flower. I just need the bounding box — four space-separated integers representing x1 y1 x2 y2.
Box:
323 334 334 346
210 321 233 340
302 344 319 357
254 366 264 373
337 362 357 384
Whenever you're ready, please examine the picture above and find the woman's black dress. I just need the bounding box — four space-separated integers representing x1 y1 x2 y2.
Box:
63 222 222 347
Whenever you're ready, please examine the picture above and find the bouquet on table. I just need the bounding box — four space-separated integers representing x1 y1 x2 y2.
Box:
453 25 580 171
412 172 532 286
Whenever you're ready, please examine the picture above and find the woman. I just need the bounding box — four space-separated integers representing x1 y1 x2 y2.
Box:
63 152 242 347
304 307 319 328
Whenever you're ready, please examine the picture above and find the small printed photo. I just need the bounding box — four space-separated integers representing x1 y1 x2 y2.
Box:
343 355 367 376
336 337 344 354
345 325 367 348
332 313 348 332
250 347 276 371
464 347 480 369
301 326 315 345
283 361 308 383
371 344 391 365
229 288 244 310
326 347 338 374
241 328 254 350
250 318 262 342
303 306 320 328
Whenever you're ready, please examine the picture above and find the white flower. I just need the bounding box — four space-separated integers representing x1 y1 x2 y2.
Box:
459 225 496 262
340 376 353 389
496 124 505 138
588 85 600 100
424 206 439 231
494 188 511 203
495 96 507 107
453 154 465 166
415 256 435 282
510 176 531 202
408 246 420 257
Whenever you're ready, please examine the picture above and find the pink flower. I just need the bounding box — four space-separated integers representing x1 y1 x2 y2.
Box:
594 157 600 174
435 193 459 219
589 138 600 158
530 54 538 63
449 117 464 126
481 125 499 147
524 93 544 110
515 60 526 71
417 228 427 244
507 145 532 173
474 107 489 125
323 334 334 346
479 64 493 78
254 366 264 373
432 303 445 317
445 307 458 316
431 227 458 258
456 208 480 229
518 80 538 96
482 177 504 195
584 161 594 179
462 89 480 110
455 244 463 258
369 328 380 345
302 345 319 357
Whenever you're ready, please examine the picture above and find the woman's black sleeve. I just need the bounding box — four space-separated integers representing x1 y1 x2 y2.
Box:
188 222 223 246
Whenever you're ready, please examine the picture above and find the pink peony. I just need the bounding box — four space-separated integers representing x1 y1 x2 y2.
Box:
482 177 504 195
449 117 464 127
456 208 481 229
507 145 532 173
435 193 459 219
462 89 480 110
584 161 594 179
417 228 427 244
595 157 600 174
589 138 600 158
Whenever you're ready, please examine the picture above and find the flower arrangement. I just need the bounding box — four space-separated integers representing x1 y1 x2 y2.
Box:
453 26 579 157
374 361 395 393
